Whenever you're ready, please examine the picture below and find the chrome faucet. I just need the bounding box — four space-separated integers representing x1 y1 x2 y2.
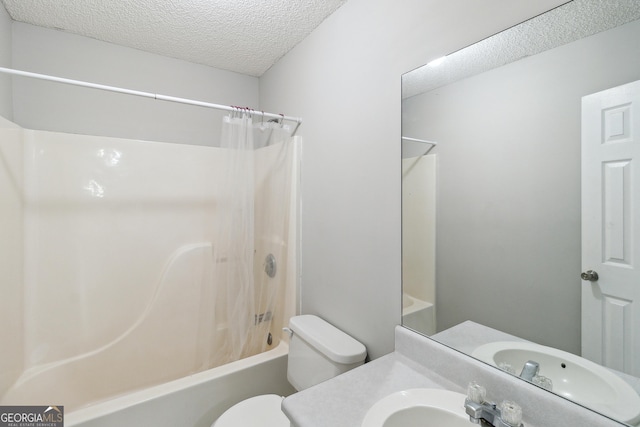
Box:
465 382 523 427
519 360 540 381
465 400 523 427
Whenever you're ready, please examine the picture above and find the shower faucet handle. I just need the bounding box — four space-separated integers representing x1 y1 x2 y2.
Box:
264 253 277 278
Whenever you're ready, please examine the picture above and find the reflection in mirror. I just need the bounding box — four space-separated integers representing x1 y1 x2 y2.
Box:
402 137 437 335
401 0 640 425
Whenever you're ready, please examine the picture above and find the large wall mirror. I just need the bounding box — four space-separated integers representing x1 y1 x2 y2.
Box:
401 0 640 424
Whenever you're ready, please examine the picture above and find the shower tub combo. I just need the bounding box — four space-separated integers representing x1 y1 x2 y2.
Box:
0 116 300 426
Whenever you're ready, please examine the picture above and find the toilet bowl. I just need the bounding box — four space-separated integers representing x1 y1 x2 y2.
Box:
212 315 367 427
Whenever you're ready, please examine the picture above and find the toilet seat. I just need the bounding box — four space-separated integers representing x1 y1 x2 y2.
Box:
212 394 290 427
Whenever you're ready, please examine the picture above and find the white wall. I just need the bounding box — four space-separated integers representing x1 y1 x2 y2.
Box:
10 23 259 146
0 3 12 119
258 0 567 359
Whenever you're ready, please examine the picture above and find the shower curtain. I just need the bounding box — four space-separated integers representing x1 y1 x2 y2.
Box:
204 113 296 366
0 112 298 410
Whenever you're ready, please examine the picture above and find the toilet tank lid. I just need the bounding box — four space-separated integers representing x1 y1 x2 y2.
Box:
289 315 367 364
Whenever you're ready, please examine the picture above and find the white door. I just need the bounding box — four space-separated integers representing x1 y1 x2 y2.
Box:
581 80 640 376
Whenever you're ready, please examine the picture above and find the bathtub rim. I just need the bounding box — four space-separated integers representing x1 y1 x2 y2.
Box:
401 292 433 316
65 340 289 426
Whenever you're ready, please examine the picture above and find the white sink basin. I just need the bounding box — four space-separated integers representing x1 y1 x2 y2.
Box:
361 388 469 427
472 341 640 425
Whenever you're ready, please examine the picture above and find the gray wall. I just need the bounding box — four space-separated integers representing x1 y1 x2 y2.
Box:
258 0 567 359
0 4 12 119
10 22 258 146
402 19 640 354
0 0 567 360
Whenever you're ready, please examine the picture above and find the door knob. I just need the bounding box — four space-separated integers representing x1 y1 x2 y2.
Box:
581 270 599 282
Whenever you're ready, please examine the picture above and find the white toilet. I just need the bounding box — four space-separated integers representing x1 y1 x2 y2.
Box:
213 314 367 427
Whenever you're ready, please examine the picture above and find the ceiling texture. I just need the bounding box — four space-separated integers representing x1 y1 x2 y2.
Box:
1 0 348 77
402 0 640 99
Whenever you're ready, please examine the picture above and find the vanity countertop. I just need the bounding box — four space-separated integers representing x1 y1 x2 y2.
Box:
282 349 461 427
283 325 626 427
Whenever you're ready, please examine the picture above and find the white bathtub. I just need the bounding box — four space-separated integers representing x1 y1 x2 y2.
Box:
402 293 435 335
65 341 295 427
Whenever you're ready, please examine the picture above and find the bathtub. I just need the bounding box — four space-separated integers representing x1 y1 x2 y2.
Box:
65 341 296 427
402 293 435 335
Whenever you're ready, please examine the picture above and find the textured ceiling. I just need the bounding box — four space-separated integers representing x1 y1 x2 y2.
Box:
1 0 348 77
403 0 640 99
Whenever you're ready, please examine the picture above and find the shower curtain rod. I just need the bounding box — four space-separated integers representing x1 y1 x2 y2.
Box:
402 136 437 155
0 67 302 135
402 136 437 145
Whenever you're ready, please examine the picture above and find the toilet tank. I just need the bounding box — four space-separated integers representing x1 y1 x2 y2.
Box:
287 315 367 391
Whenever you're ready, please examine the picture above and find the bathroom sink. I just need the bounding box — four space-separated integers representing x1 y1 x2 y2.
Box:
472 341 640 425
361 388 469 427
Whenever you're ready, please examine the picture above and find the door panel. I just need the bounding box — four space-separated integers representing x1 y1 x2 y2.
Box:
581 80 640 376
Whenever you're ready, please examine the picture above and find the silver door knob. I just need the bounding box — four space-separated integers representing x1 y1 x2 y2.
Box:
581 270 599 281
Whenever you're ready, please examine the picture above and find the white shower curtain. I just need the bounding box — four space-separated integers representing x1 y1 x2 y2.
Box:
206 112 295 366
2 115 297 410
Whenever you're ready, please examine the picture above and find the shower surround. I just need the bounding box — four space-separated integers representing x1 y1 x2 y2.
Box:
0 115 299 412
